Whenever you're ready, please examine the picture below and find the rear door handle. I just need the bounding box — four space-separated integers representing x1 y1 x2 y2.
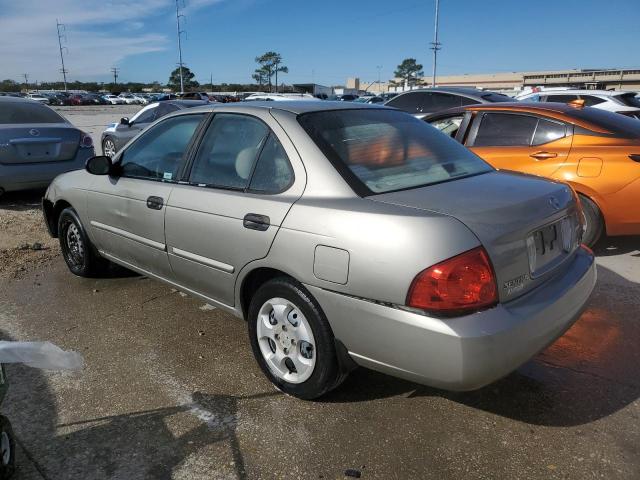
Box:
530 151 558 160
243 213 270 231
146 196 164 210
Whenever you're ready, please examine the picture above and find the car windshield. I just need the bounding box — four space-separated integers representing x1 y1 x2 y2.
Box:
298 109 493 195
0 102 65 124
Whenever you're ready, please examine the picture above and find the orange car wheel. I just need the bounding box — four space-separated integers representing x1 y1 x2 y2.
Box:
579 194 604 247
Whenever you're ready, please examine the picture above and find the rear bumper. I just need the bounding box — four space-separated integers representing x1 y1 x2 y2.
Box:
307 247 596 391
0 149 93 192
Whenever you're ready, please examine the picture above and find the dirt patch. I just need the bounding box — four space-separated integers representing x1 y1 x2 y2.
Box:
0 190 60 279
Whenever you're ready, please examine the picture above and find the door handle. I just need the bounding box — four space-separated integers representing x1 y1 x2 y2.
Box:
243 213 270 231
530 151 558 160
146 196 164 210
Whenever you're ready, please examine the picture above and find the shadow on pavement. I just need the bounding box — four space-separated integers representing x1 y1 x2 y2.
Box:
593 235 640 257
2 326 278 479
0 190 46 211
324 264 640 427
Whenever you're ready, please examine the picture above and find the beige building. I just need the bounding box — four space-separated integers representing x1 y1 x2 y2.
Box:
349 68 640 94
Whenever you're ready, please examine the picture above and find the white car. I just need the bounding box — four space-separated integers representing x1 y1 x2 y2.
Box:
243 93 316 102
103 94 125 105
26 93 50 104
118 93 141 105
132 94 149 105
517 88 640 119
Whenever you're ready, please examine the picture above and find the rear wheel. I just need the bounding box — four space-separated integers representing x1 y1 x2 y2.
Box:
579 194 604 247
58 207 110 277
248 277 343 400
0 416 15 479
102 137 116 158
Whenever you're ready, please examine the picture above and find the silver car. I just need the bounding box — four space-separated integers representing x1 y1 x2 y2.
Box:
0 96 94 195
101 100 208 158
42 102 596 399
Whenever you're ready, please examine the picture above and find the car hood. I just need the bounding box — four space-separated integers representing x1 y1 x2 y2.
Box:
369 171 583 302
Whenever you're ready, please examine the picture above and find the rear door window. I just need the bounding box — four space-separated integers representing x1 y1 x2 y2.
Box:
544 94 579 103
430 93 462 111
532 119 567 145
473 113 538 146
580 95 606 107
386 92 433 113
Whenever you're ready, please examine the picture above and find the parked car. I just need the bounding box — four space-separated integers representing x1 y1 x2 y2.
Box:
243 93 316 102
82 93 108 105
327 94 359 102
385 87 512 118
100 100 208 157
43 102 595 399
425 102 640 245
516 89 640 119
41 92 64 106
156 94 178 101
180 92 210 101
103 94 125 105
118 93 141 105
353 95 385 104
63 94 85 106
0 96 94 195
26 93 50 104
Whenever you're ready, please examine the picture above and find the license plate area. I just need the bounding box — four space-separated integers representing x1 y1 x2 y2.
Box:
527 217 575 277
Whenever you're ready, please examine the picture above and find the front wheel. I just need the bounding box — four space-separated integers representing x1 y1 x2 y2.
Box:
102 137 116 158
248 277 344 400
58 207 110 277
0 416 15 480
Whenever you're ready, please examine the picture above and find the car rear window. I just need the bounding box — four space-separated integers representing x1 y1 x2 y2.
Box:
0 102 65 124
614 93 640 108
570 107 640 138
298 109 493 195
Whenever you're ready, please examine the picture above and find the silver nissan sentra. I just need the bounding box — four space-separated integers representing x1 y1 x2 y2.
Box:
42 101 596 399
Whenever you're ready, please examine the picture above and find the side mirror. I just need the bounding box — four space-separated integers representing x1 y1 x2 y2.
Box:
85 155 113 176
120 117 130 126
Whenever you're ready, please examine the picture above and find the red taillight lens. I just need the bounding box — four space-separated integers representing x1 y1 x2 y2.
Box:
406 247 498 314
80 132 93 148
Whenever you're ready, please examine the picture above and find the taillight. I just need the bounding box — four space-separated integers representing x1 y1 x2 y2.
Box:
80 132 93 149
406 247 498 315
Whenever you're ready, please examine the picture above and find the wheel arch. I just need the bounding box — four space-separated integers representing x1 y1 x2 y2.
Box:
43 199 73 238
239 267 294 321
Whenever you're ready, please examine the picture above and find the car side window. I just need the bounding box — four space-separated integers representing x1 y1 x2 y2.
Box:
248 134 294 193
430 93 462 110
532 119 566 145
429 115 464 138
131 106 157 124
189 114 269 189
119 114 204 181
386 92 432 113
473 113 538 146
545 94 579 103
580 95 606 107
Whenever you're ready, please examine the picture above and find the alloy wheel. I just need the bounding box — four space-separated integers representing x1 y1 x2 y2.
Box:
256 297 316 384
64 222 85 268
103 139 116 158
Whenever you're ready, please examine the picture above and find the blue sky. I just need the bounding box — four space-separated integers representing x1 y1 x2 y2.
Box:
1 0 638 86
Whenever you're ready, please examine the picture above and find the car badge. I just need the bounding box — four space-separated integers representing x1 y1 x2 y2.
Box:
29 129 40 137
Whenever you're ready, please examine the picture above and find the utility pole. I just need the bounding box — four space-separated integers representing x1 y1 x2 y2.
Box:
56 19 69 92
111 67 119 89
22 74 29 91
430 0 441 87
210 73 213 93
175 0 185 93
275 60 279 94
376 65 382 92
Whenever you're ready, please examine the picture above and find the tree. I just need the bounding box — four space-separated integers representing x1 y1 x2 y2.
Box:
0 79 21 92
254 52 288 93
394 58 424 87
168 66 198 92
252 67 269 90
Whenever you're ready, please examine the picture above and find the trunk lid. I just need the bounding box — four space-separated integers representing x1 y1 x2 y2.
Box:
369 171 583 303
0 124 81 165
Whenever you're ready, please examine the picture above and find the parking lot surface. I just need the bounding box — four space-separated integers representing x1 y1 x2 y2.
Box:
0 106 639 479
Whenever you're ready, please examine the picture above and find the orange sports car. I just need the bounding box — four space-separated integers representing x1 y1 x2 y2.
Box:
425 102 640 245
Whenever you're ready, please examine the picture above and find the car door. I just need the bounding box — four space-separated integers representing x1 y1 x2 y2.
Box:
86 112 206 279
113 104 159 150
165 112 305 306
467 111 572 177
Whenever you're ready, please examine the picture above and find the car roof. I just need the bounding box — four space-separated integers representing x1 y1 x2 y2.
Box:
165 99 209 108
0 96 34 104
524 89 632 97
394 86 505 100
185 100 389 115
424 102 626 134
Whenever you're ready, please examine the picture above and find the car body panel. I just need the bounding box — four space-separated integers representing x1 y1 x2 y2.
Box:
44 101 596 391
425 103 640 237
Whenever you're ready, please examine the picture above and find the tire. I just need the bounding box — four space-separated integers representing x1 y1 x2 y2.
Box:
579 194 604 247
102 137 117 158
248 277 343 400
0 416 15 480
58 207 110 277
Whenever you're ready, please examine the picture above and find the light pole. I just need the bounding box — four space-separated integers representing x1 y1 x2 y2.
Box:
430 0 441 87
175 0 185 93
